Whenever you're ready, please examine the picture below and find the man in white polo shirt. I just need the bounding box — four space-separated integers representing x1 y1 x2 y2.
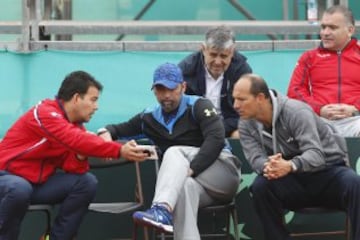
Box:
179 25 252 138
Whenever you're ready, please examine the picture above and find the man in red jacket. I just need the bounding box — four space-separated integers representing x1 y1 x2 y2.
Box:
287 5 360 137
0 71 147 240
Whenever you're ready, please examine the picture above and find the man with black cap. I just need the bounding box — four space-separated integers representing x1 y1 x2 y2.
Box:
98 62 241 239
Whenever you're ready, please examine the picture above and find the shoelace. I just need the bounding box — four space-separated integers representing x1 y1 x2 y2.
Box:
151 204 171 222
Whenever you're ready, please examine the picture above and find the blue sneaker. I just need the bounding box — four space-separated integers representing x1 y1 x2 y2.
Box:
133 204 173 233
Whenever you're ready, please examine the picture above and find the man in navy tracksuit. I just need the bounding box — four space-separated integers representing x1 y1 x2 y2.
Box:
179 25 252 138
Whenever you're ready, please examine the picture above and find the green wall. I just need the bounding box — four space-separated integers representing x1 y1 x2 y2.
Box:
0 49 303 137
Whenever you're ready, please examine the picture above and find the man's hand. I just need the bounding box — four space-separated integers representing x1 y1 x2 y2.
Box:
187 168 194 176
263 153 292 180
120 140 149 162
320 104 357 120
229 130 240 138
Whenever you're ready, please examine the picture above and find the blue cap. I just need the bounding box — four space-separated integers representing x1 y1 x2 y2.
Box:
152 63 183 90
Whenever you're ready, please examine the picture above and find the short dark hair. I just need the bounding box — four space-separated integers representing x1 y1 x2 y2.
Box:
242 73 271 99
57 71 103 101
204 25 235 50
324 5 355 26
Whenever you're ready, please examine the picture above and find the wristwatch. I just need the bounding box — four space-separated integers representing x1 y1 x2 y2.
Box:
97 127 109 135
290 160 298 172
352 110 360 117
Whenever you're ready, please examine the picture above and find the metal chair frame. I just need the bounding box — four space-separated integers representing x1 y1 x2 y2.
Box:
198 199 240 240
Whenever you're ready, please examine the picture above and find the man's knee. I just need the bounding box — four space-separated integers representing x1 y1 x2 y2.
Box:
5 176 33 204
250 175 269 198
177 178 200 202
344 171 360 190
183 178 198 192
163 146 197 159
76 173 98 198
163 146 183 157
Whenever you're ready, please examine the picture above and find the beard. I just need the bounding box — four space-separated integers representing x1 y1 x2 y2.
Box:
160 100 176 113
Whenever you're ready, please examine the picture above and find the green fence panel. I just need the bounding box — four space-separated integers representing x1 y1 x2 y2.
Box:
0 49 303 137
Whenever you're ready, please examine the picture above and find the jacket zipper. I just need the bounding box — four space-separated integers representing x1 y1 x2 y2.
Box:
37 158 46 183
337 50 342 103
5 138 47 180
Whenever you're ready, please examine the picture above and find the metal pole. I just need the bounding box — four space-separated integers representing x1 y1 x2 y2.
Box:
339 0 348 7
40 0 52 40
283 0 289 40
55 0 72 40
283 0 289 20
63 0 72 40
326 0 334 7
116 0 156 41
293 0 299 20
32 0 41 41
227 0 277 40
292 0 300 39
44 0 52 20
21 0 31 52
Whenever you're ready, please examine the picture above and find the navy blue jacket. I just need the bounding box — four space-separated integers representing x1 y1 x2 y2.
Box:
179 51 252 136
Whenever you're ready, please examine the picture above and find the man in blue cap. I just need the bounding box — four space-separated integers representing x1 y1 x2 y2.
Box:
98 62 241 239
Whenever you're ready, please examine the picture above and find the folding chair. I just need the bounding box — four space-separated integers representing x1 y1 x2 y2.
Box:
28 204 53 238
198 198 240 240
88 157 148 240
290 207 350 239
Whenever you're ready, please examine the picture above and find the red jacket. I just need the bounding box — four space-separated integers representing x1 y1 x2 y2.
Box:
287 38 360 114
0 98 122 183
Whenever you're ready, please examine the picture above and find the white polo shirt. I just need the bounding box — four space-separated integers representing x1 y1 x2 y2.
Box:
205 67 223 114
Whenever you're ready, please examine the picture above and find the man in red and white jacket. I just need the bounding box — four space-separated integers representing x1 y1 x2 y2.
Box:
287 5 360 137
0 71 148 240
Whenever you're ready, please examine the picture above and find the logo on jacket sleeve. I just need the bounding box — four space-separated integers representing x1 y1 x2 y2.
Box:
204 108 217 117
50 111 61 118
316 53 331 58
